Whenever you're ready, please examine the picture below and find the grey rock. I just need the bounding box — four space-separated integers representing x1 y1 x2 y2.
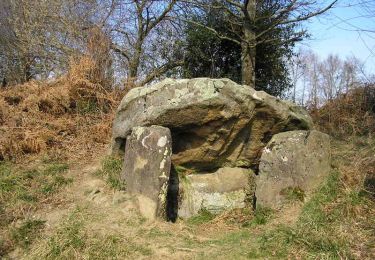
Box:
256 130 331 209
112 78 313 171
122 125 172 220
178 167 255 218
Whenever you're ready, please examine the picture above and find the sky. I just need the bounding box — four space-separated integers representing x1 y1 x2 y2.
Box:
300 0 375 73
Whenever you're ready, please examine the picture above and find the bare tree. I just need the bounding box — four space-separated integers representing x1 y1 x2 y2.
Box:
319 54 342 101
0 0 100 84
107 0 183 88
295 49 364 108
288 49 306 102
306 51 321 109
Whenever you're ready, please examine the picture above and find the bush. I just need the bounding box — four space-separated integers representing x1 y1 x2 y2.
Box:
311 84 375 137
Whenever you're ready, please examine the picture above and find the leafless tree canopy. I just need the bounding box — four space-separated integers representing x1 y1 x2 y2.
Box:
0 0 184 88
288 48 368 108
0 0 100 84
2 0 373 97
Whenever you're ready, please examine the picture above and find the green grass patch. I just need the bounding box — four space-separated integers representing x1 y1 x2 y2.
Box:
187 208 215 225
280 186 305 202
11 219 46 249
76 100 100 114
257 170 354 259
46 208 87 258
259 224 349 259
175 165 189 174
212 229 253 246
0 161 71 206
95 156 125 190
196 229 261 259
0 160 71 257
43 163 69 175
297 170 340 228
243 206 274 227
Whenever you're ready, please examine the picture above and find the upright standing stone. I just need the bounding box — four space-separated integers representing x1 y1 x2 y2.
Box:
122 126 172 220
256 130 331 209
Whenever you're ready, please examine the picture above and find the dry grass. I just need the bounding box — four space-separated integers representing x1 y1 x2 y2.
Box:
0 160 72 256
311 84 375 137
0 56 124 162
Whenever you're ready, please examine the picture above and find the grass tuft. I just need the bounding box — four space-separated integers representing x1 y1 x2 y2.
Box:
280 186 305 202
95 156 125 190
11 219 46 249
0 160 71 257
244 206 274 227
187 208 215 225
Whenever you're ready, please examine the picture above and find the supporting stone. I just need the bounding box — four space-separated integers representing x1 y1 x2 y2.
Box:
256 130 331 209
178 167 255 219
122 126 172 220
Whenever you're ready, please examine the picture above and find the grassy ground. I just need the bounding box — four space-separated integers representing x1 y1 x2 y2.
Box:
1 137 374 259
0 158 71 256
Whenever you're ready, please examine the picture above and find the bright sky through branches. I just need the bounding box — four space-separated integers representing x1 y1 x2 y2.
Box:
303 0 375 72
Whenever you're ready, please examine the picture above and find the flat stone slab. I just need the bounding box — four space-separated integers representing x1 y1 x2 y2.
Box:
122 126 172 220
112 78 313 171
178 167 255 218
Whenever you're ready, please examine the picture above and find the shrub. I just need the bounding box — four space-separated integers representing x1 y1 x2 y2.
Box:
311 84 375 137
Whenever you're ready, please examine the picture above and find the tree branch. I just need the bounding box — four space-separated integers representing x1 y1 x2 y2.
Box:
177 17 241 45
138 59 184 86
279 0 338 25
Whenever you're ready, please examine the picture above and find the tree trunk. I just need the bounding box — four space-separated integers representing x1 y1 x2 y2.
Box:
127 34 144 88
22 55 33 83
241 0 256 88
127 53 140 89
241 39 255 87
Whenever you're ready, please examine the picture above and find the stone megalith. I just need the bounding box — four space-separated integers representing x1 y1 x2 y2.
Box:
256 130 331 209
178 167 255 218
112 78 313 171
122 126 172 220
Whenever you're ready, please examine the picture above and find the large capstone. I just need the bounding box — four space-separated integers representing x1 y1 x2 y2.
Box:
112 78 313 171
122 126 172 220
256 130 331 209
178 167 255 218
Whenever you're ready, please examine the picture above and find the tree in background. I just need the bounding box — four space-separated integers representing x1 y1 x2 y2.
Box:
0 0 100 84
108 0 184 89
183 8 242 83
182 0 337 91
291 49 365 108
182 1 306 96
